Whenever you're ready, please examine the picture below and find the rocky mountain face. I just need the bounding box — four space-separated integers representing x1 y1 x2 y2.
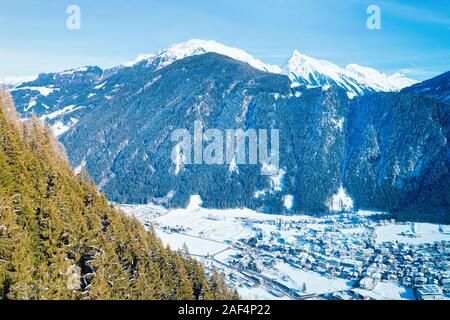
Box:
62 53 349 214
401 71 450 103
8 40 450 222
10 66 104 136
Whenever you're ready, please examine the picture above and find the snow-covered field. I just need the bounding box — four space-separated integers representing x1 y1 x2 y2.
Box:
375 223 450 244
353 282 416 300
265 262 354 295
119 197 450 300
157 232 228 256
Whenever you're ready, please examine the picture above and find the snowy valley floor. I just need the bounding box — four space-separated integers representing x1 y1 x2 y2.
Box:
119 201 450 300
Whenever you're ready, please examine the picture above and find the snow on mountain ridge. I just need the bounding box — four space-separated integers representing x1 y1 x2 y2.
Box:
3 39 418 98
286 50 418 97
345 64 418 92
286 50 362 96
124 39 283 74
104 42 420 97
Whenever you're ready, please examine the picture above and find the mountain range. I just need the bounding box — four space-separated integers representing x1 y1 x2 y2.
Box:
5 39 450 222
9 39 418 120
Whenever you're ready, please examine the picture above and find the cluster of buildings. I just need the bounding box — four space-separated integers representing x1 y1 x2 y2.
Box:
225 213 450 300
156 223 190 234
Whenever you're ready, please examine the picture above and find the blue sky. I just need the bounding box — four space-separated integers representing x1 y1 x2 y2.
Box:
0 0 449 80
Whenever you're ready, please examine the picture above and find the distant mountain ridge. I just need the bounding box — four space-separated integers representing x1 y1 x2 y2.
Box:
121 39 418 98
8 40 417 114
286 50 418 98
401 71 450 103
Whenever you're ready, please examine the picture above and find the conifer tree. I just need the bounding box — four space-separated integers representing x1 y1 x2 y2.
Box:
0 91 238 300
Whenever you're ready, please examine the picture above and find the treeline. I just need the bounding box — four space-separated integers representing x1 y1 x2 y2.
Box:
0 91 238 300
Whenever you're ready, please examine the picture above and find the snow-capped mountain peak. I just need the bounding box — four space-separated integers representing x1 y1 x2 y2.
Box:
286 50 418 97
287 50 347 86
123 39 283 74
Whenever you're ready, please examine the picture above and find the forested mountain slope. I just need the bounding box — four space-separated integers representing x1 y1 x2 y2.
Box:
0 91 236 300
344 93 450 222
401 71 450 103
9 49 450 222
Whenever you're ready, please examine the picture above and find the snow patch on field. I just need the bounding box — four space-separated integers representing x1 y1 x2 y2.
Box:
283 195 294 210
270 262 354 294
375 223 450 244
373 282 416 300
187 195 203 211
152 206 305 245
326 186 353 212
157 232 228 256
50 117 79 137
357 210 388 217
